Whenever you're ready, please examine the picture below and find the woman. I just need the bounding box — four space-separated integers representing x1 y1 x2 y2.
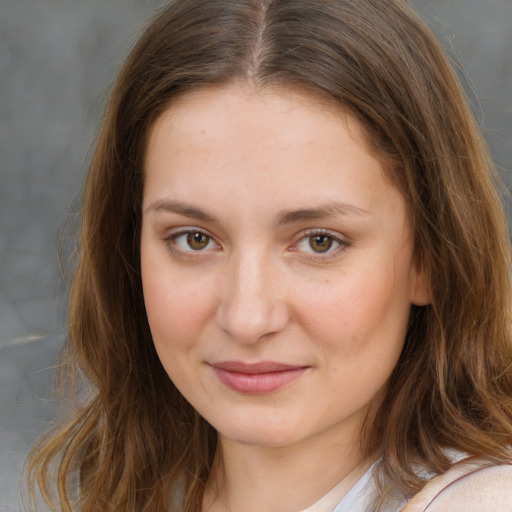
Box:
28 1 512 511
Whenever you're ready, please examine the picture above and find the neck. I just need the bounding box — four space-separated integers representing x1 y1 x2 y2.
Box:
203 429 372 512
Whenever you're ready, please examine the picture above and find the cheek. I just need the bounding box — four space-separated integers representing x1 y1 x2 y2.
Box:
301 271 410 412
145 285 208 344
143 272 218 393
296 266 411 359
141 250 216 355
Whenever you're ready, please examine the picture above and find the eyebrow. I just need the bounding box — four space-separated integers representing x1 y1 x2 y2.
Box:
145 199 218 222
145 199 368 224
275 201 368 225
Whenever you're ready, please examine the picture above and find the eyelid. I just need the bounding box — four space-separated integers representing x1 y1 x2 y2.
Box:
289 228 350 260
164 227 221 255
162 226 349 260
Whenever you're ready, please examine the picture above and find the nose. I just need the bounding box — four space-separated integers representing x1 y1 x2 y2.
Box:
216 251 290 344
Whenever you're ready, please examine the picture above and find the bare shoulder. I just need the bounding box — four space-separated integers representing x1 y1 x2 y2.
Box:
426 464 512 512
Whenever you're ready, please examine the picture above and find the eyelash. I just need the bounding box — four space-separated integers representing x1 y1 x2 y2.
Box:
291 229 350 261
164 228 350 260
165 228 220 256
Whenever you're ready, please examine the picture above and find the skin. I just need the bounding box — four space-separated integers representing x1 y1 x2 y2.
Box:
140 83 429 511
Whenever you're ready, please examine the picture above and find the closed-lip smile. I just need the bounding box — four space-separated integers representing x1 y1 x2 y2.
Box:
209 361 309 394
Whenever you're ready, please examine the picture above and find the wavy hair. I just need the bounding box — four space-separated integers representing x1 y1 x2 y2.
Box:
28 1 512 510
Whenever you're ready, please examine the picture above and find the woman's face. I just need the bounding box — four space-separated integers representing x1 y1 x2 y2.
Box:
141 84 428 449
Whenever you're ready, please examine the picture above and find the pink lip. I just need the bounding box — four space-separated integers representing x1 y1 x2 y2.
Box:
210 361 309 394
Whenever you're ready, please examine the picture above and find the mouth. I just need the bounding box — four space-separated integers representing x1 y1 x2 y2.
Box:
209 361 309 394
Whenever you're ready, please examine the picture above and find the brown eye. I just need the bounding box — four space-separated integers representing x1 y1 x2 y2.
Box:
187 232 210 250
167 230 219 255
309 235 333 253
294 231 345 258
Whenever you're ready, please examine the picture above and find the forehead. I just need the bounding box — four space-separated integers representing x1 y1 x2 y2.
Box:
146 84 350 149
146 85 368 174
145 83 399 175
143 83 407 227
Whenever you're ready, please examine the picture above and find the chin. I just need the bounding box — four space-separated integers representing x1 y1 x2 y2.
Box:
223 430 300 448
213 416 309 449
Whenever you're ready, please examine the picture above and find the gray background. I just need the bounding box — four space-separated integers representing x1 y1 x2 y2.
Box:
1 0 511 347
0 1 511 510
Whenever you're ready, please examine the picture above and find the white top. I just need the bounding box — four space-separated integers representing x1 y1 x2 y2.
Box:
332 464 405 512
301 462 405 512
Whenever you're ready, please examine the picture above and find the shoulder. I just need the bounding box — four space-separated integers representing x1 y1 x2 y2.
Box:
427 463 512 511
404 459 512 512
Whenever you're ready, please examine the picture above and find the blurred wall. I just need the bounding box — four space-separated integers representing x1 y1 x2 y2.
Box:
1 0 511 345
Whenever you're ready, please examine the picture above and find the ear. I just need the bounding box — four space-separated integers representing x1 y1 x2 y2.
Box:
409 261 431 306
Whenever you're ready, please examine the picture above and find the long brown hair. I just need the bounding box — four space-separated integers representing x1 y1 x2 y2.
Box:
27 1 512 510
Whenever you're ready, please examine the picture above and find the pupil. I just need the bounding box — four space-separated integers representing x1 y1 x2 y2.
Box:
310 235 332 253
187 232 209 250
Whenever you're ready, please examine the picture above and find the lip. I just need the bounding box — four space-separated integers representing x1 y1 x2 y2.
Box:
209 361 309 394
